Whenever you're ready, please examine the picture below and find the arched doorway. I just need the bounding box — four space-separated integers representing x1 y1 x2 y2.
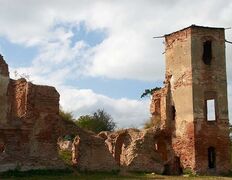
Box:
208 147 216 169
155 140 168 161
114 133 127 165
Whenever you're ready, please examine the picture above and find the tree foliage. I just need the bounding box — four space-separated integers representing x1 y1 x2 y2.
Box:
143 118 154 129
59 108 75 122
76 109 116 133
140 87 161 98
75 115 94 130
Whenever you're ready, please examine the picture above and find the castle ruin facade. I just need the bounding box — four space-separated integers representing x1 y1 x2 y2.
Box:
0 25 230 175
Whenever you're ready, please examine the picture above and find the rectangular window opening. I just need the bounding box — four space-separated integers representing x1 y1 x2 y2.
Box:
206 99 216 121
202 40 212 65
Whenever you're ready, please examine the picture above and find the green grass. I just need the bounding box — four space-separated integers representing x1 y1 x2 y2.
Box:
58 150 72 165
1 170 232 180
2 139 232 180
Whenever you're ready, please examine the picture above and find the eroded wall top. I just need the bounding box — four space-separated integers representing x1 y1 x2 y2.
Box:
0 54 9 77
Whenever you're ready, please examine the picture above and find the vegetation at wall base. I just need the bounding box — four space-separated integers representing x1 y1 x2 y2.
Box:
1 169 232 179
59 150 72 165
0 168 73 178
182 168 195 177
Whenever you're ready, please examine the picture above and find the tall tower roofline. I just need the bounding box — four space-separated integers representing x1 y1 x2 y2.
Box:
164 24 224 38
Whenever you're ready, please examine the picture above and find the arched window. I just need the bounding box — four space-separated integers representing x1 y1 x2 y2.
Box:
208 147 216 169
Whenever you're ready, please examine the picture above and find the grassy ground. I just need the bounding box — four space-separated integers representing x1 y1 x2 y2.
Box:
1 170 232 180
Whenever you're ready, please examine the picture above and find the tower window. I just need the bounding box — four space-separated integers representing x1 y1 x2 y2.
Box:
202 40 212 65
206 99 216 121
208 147 216 169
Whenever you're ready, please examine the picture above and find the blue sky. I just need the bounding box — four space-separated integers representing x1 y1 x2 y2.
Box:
0 21 162 99
0 36 37 67
0 0 231 128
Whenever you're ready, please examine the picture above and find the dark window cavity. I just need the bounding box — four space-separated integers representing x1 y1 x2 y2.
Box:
208 147 216 169
202 41 212 65
171 105 176 120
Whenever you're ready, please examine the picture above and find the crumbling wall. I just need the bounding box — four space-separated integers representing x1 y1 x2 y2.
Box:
150 78 173 133
164 27 196 171
0 55 9 124
0 55 9 77
58 139 72 151
0 56 79 171
8 79 27 120
72 127 166 173
122 129 164 173
0 56 127 172
98 128 165 174
72 132 118 171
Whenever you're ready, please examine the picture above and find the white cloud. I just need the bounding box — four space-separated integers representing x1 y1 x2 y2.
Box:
1 0 232 81
58 86 150 128
85 31 164 81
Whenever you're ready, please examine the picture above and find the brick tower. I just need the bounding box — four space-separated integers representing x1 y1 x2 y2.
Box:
151 25 230 175
164 25 230 174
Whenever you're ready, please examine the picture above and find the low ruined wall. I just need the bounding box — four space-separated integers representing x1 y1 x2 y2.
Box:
97 129 165 174
121 129 164 173
71 131 119 172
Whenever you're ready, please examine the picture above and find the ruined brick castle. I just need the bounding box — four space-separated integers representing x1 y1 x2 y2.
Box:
0 25 230 175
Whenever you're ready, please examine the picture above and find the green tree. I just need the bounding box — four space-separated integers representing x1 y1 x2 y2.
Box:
76 109 116 133
76 115 94 130
59 108 75 122
140 87 161 98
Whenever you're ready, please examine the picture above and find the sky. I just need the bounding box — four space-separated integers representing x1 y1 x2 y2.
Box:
0 0 231 128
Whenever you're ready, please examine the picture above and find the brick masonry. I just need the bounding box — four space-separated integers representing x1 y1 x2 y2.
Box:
150 25 230 175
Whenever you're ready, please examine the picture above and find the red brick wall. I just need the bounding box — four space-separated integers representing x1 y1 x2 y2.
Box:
194 119 230 174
